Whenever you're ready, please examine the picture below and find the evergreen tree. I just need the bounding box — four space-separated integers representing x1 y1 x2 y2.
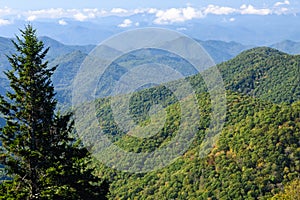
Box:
0 25 108 199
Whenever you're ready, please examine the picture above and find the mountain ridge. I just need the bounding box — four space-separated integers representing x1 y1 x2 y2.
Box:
1 36 300 106
0 34 299 199
88 45 300 199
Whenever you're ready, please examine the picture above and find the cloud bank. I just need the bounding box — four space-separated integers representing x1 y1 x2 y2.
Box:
0 18 11 25
118 19 132 27
274 0 290 7
0 2 295 26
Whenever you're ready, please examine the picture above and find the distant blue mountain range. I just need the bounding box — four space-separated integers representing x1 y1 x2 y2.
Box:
1 14 300 45
1 35 300 108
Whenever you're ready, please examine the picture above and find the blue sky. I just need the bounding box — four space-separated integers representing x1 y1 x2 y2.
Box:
0 0 295 9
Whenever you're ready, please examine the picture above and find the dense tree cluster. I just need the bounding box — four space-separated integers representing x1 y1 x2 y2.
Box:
92 47 300 199
94 91 299 199
218 47 300 103
0 25 108 199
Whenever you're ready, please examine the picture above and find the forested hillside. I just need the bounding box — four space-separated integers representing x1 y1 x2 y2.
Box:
1 33 299 199
95 92 299 199
187 47 300 104
90 47 300 199
218 47 300 103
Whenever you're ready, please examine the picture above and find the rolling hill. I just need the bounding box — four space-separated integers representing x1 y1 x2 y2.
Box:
1 36 300 106
0 36 251 107
271 40 300 55
87 47 300 199
219 47 300 103
197 40 252 64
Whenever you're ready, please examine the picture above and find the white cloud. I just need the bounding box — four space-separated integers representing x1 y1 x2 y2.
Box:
182 6 199 19
1 8 117 22
240 4 272 15
229 17 236 22
71 9 106 20
274 7 290 15
0 4 294 25
0 7 14 17
204 5 236 15
83 8 98 13
273 0 291 14
27 15 37 21
133 8 148 14
118 19 132 28
274 0 290 7
1 7 130 22
111 8 128 14
154 8 183 24
58 19 67 25
24 8 73 21
279 7 289 12
73 13 88 21
148 8 158 14
135 22 140 26
27 8 65 18
152 4 278 24
154 7 203 24
0 18 11 25
82 8 107 17
152 4 281 24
